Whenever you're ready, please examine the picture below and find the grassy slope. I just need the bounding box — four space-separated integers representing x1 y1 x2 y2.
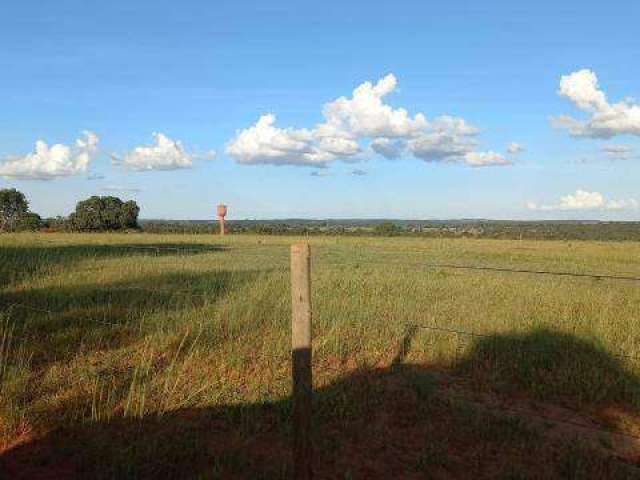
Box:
1 233 639 478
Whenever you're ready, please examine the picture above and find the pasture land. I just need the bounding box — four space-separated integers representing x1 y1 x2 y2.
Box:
1 233 640 478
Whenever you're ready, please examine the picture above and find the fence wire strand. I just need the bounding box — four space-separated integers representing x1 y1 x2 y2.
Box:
314 257 640 283
4 242 640 453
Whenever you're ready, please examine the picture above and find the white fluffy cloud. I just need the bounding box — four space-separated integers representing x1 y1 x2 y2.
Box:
115 133 194 171
227 74 509 168
553 69 640 138
507 142 525 154
226 114 334 167
318 74 428 139
0 131 98 180
527 189 639 211
601 144 635 160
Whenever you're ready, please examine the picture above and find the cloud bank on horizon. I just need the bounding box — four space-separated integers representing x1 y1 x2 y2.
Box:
226 74 514 168
527 189 639 212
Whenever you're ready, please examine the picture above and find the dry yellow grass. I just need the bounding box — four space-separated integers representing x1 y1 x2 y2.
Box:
1 232 639 477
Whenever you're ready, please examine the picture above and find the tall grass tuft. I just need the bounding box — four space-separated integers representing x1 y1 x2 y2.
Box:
0 312 33 446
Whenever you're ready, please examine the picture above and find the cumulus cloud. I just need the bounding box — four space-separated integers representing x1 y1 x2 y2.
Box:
371 137 405 159
601 144 635 160
408 131 475 162
507 142 525 154
227 74 508 168
553 69 640 138
527 189 639 211
464 151 511 166
350 168 368 176
0 131 98 180
318 74 428 139
226 114 333 167
114 133 194 171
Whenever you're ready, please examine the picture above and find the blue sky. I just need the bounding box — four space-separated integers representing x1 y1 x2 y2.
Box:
1 1 639 220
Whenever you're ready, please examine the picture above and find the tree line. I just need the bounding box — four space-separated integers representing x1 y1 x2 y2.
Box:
3 187 640 240
0 188 140 232
141 218 640 241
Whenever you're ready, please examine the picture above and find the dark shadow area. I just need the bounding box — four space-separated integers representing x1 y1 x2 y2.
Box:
0 268 268 370
454 328 640 409
1 329 639 479
0 243 226 288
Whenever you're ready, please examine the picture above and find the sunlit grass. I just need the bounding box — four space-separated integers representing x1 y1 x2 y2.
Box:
1 232 640 474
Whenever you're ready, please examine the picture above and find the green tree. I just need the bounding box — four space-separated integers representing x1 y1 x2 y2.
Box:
70 196 140 231
16 212 42 231
0 188 30 232
119 200 140 229
374 221 401 236
43 216 71 232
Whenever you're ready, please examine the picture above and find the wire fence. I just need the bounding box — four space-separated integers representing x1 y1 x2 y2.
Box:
314 247 640 448
4 242 640 358
314 257 640 282
3 242 640 453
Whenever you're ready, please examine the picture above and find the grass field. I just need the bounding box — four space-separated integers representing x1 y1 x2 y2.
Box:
1 233 640 478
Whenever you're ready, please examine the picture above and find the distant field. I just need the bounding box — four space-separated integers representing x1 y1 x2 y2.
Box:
1 233 640 478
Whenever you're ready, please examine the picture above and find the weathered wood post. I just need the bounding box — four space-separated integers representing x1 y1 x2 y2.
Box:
291 243 312 479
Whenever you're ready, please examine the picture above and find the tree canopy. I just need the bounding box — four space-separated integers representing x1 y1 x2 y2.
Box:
374 221 401 236
0 188 35 231
70 196 140 231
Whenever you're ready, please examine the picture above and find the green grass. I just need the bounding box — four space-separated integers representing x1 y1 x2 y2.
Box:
1 233 640 478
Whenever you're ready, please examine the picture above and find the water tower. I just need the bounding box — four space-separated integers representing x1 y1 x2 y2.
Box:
216 203 227 236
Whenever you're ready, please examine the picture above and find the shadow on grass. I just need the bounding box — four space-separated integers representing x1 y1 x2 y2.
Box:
1 329 639 479
0 243 226 289
0 268 268 370
454 328 640 409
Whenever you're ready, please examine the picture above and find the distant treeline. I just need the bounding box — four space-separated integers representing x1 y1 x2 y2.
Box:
140 219 640 241
4 187 640 241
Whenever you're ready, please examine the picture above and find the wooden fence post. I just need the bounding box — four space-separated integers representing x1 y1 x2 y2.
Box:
291 243 312 479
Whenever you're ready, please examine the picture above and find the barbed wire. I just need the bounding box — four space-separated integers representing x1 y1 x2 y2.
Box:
3 265 291 313
314 257 640 282
6 243 640 444
434 387 640 443
4 302 129 328
6 298 638 362
5 301 640 446
20 241 640 282
310 349 640 443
